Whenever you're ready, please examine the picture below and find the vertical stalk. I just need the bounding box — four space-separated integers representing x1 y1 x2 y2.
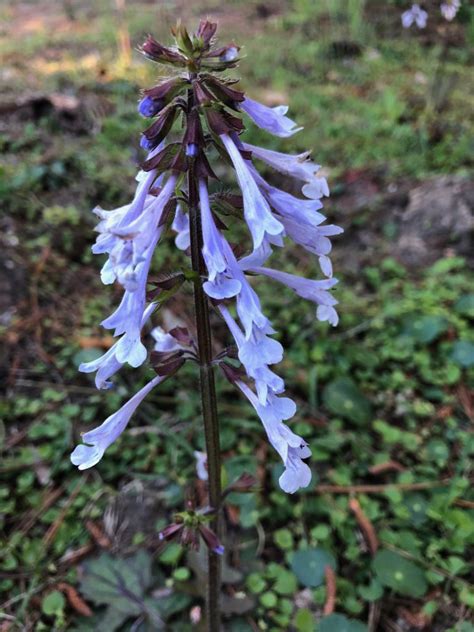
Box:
187 90 222 631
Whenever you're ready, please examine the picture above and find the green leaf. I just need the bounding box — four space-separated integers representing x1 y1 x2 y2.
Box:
454 294 474 318
172 567 190 582
402 315 448 344
144 592 191 619
403 494 429 526
357 578 384 601
425 438 450 465
228 619 253 632
450 341 474 367
159 543 183 565
458 585 474 609
273 568 298 595
246 572 267 594
373 550 427 597
319 613 368 632
294 608 314 632
259 591 277 608
42 590 66 616
274 528 294 550
80 551 152 610
322 378 372 424
290 548 336 588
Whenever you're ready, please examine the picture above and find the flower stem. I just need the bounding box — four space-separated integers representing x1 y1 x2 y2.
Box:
187 89 222 631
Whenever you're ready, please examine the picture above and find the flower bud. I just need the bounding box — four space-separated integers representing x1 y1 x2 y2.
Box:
220 46 239 62
138 96 164 118
139 135 156 150
186 143 198 157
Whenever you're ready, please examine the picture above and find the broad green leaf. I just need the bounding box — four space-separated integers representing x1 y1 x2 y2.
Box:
322 378 372 424
319 613 368 632
273 568 298 595
357 578 384 601
450 341 474 367
402 315 448 344
290 548 336 587
79 551 152 612
404 494 429 526
373 550 427 597
454 294 474 317
294 608 314 632
246 572 267 594
42 590 66 616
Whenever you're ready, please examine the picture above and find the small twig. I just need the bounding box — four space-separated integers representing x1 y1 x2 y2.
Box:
368 460 405 475
323 565 336 615
43 478 86 548
349 497 378 555
17 487 63 536
368 601 381 632
56 583 92 617
454 499 474 509
315 478 457 494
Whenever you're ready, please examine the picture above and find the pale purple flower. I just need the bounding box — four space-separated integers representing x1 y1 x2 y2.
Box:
402 4 428 28
71 375 163 470
138 95 164 117
79 303 156 389
241 97 303 138
220 46 239 62
99 176 177 367
302 178 330 200
172 204 190 251
278 215 343 277
243 142 329 199
440 0 460 21
218 239 271 337
220 134 284 249
236 381 311 493
251 168 326 228
220 306 284 404
199 179 228 281
186 142 199 157
152 326 183 353
194 450 208 481
247 266 340 326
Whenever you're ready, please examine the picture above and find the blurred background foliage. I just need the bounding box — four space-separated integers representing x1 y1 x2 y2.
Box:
0 0 473 630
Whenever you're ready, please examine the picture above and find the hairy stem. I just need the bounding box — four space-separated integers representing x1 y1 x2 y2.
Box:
187 88 222 632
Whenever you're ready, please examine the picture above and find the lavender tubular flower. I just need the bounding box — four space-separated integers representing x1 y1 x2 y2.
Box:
194 451 209 481
248 266 340 326
250 168 326 227
99 176 177 367
138 96 164 117
278 215 343 277
220 134 284 249
241 97 303 137
220 306 284 403
237 381 311 493
172 204 191 251
199 179 228 281
440 0 461 21
71 375 163 470
79 303 157 389
401 4 428 28
243 142 329 198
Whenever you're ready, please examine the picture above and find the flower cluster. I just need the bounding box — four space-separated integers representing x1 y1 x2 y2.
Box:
402 1 461 28
71 21 342 494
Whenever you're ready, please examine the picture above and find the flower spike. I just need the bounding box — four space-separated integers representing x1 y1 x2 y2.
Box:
73 21 342 498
